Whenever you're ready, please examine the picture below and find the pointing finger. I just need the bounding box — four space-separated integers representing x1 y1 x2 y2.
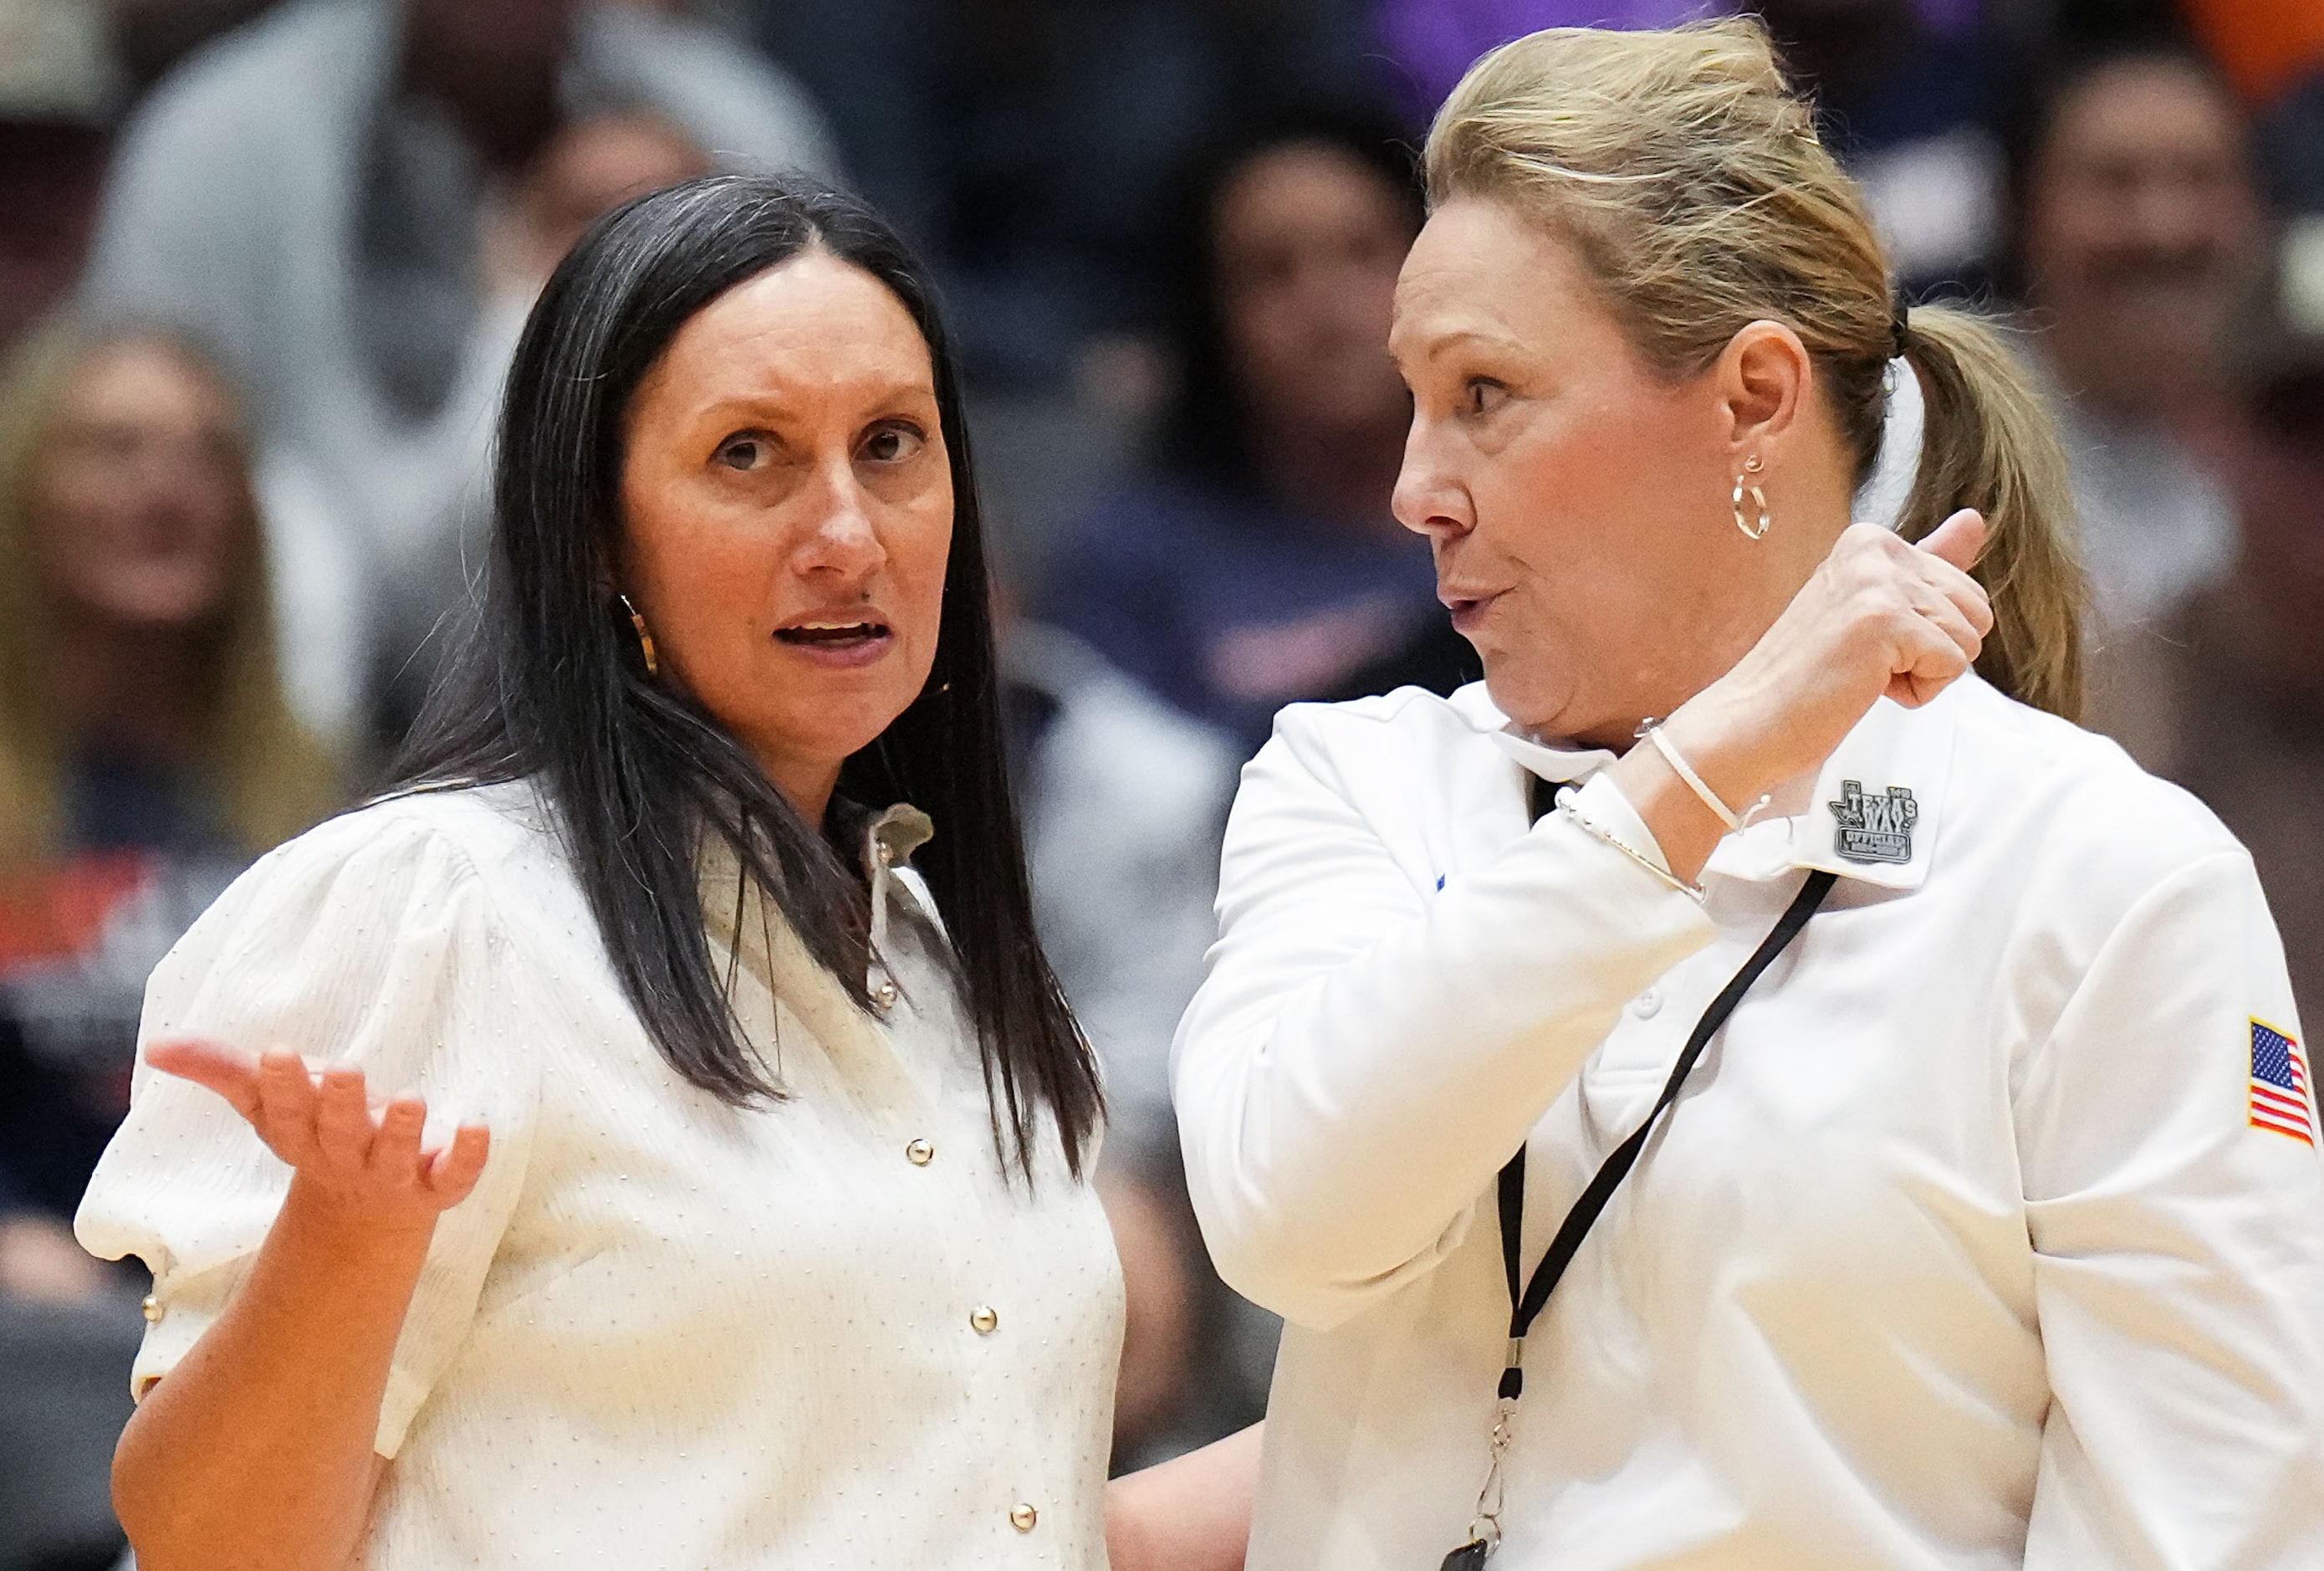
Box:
145 1038 263 1119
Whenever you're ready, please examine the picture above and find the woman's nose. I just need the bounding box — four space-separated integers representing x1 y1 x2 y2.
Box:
1392 422 1473 542
794 469 887 581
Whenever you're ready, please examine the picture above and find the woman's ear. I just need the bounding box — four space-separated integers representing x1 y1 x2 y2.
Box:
593 540 628 601
1716 319 1814 464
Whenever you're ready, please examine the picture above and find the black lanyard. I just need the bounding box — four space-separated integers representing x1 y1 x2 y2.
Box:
1494 862 1834 1397
1444 780 1836 1568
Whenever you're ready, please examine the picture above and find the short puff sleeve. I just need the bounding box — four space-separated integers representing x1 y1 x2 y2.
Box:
74 804 541 1456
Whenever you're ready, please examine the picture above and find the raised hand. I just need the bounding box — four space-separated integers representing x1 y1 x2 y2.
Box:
146 1038 491 1223
1665 509 1994 811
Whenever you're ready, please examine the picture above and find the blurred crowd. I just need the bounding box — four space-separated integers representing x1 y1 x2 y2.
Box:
1 0 2320 1564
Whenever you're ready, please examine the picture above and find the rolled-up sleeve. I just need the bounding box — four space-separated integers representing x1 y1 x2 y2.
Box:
75 809 542 1458
2016 848 2324 1568
1171 713 1715 1330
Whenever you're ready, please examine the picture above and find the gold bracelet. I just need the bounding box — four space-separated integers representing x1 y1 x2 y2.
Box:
1557 791 1707 903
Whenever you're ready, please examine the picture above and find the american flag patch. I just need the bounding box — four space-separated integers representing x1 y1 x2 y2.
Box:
2250 1020 2315 1146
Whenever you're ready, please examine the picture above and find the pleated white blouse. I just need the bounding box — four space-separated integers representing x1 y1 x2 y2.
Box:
76 782 1124 1569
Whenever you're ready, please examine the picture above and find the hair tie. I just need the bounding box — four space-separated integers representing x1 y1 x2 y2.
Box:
1890 292 1913 358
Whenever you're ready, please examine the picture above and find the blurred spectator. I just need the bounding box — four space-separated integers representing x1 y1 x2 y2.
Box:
1003 617 1237 1461
0 320 339 1299
999 615 1261 1468
79 0 835 749
1006 622 1235 1160
1039 108 1470 756
750 0 1371 391
2007 38 2262 757
0 0 117 349
352 104 716 735
0 325 327 1570
105 0 283 95
1753 0 2005 288
2118 221 2324 1018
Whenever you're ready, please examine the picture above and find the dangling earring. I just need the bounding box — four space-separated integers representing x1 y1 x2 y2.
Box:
618 593 659 676
1732 453 1772 541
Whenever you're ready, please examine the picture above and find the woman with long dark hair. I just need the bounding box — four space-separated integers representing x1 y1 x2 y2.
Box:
73 175 1161 1570
1039 105 1468 757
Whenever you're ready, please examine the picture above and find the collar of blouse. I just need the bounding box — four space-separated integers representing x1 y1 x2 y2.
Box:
695 801 943 1077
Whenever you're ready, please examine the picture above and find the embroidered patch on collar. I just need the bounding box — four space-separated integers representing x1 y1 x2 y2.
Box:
1829 779 1919 865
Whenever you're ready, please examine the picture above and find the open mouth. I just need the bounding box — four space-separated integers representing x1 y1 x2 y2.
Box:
775 620 891 650
1443 592 1499 633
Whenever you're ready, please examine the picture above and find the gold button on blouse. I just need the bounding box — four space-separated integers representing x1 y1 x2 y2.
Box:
1009 1502 1039 1533
871 977 899 1012
905 1139 935 1166
970 1305 999 1335
140 1295 163 1324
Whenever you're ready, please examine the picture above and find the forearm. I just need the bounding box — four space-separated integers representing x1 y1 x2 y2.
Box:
1607 680 1826 889
114 1174 435 1571
1606 738 1729 887
1177 780 1712 1325
1106 1423 1263 1571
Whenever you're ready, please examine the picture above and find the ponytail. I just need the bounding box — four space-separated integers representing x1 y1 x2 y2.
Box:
1893 306 2087 721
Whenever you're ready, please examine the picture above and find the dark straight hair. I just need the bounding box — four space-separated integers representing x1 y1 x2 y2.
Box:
1154 100 1423 488
394 172 1101 1177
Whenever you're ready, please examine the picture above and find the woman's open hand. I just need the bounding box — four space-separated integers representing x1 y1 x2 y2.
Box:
146 1038 491 1226
1666 509 1994 811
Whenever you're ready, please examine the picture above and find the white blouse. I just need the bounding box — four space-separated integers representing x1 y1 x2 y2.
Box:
77 782 1125 1569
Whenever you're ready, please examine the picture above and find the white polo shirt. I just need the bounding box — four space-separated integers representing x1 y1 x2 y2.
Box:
1173 677 2324 1570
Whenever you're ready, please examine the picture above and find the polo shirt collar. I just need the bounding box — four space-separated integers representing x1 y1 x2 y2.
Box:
1449 680 1623 785
1490 729 1621 785
1452 679 1958 893
1708 688 1958 892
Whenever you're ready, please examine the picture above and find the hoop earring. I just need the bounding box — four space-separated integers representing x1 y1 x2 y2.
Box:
618 593 659 676
1733 455 1772 541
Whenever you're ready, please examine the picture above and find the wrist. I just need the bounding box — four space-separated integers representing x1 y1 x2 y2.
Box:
1603 743 1724 888
1657 687 1787 818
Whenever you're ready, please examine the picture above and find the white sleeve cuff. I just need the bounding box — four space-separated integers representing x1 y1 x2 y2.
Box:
1568 770 1674 876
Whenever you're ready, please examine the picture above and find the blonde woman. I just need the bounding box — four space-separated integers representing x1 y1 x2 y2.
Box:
1172 22 2324 1571
0 318 336 872
0 320 337 1297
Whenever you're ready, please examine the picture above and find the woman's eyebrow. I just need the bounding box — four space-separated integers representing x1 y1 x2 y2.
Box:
1392 322 1526 366
683 377 937 424
1433 325 1526 355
